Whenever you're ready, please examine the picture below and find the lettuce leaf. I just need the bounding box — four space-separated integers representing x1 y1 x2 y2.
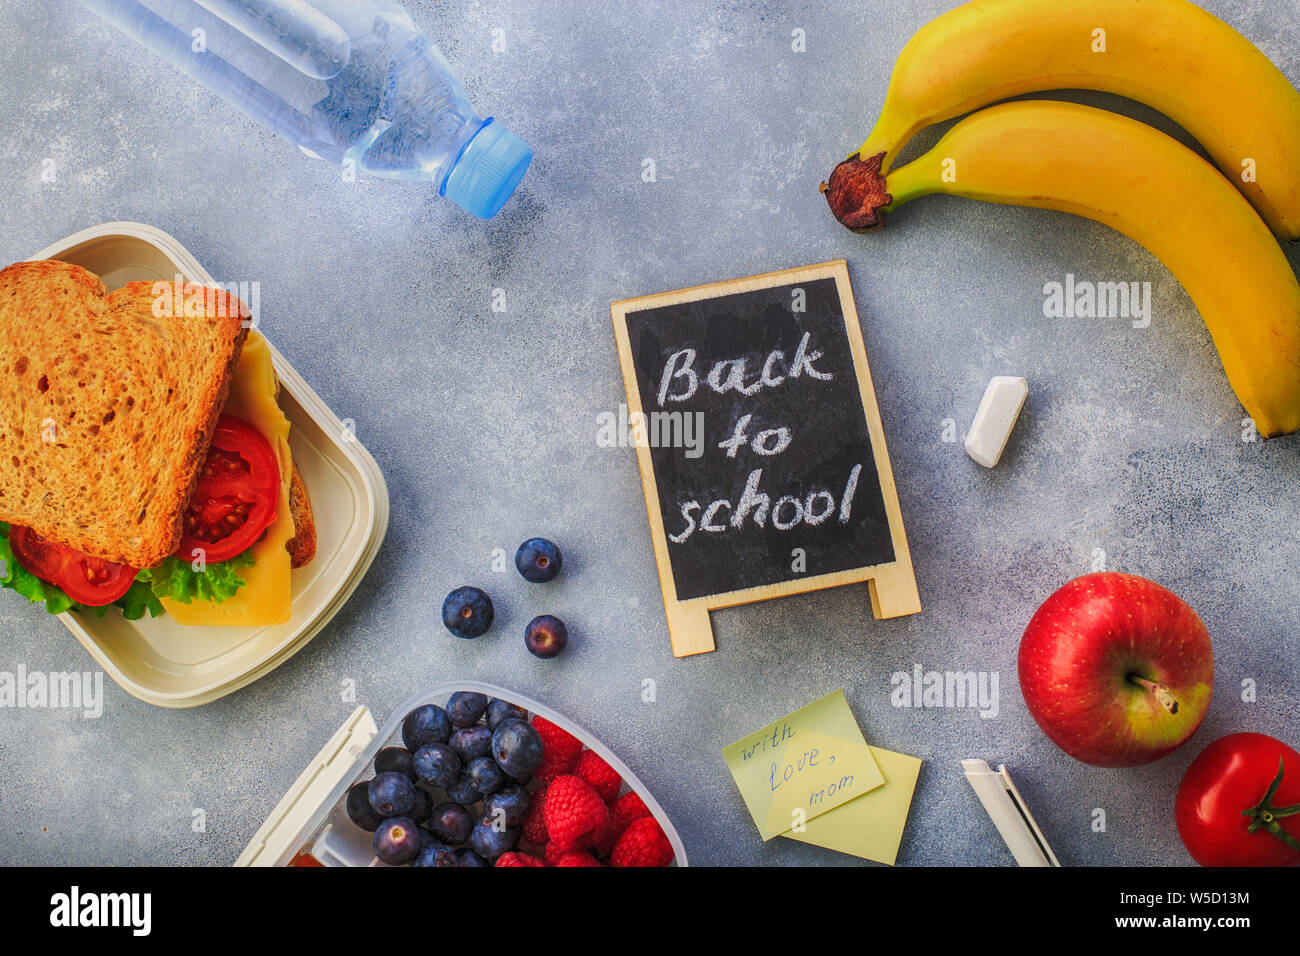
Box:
0 522 78 615
82 578 166 621
116 579 166 620
0 522 252 617
138 550 256 605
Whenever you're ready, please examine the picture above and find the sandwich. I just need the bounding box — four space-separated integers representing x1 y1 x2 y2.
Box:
0 259 315 626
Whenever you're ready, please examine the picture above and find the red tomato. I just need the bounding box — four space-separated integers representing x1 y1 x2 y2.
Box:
8 526 138 607
176 415 280 564
1175 732 1300 867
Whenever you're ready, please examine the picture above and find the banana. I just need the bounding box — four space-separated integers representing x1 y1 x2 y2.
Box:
838 0 1300 242
825 101 1300 437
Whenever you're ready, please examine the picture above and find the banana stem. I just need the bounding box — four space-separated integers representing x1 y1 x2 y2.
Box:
855 109 920 176
820 111 924 231
882 158 939 211
820 146 938 231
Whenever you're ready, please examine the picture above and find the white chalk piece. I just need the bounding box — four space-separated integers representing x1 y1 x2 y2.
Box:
964 376 1028 468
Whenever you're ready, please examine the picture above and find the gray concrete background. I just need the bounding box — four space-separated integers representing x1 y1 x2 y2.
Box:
0 0 1297 866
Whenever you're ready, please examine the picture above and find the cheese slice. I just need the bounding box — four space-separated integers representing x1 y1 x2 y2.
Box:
161 331 294 626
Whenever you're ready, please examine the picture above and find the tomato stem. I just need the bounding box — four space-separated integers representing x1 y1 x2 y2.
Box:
1241 757 1300 853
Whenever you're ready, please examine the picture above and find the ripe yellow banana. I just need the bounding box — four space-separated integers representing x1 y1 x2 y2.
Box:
826 101 1300 437
842 0 1300 242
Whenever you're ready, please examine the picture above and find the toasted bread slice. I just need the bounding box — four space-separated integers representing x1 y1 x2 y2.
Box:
286 461 315 569
0 260 248 567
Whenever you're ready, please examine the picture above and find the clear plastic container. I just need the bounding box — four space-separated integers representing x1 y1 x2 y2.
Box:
237 681 689 867
79 0 532 218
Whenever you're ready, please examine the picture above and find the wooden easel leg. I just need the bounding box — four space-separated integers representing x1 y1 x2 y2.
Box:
665 602 716 657
867 558 922 620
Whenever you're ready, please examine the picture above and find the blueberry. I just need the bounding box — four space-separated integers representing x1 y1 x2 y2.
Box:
413 744 462 789
446 691 489 728
413 840 458 868
427 801 474 846
407 786 433 825
485 698 529 730
402 704 452 751
345 781 385 832
449 725 493 764
491 719 544 779
469 815 520 861
445 771 482 805
442 586 494 638
368 771 416 817
515 537 562 583
524 614 568 660
374 816 420 865
456 849 489 867
467 755 507 796
374 746 418 782
482 784 531 828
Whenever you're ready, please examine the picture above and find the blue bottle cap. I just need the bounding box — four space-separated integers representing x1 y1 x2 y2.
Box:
442 120 532 220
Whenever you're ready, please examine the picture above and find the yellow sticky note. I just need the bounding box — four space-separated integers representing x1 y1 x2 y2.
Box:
783 745 923 865
722 690 885 841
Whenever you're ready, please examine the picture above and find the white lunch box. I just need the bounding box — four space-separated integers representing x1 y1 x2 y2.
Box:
29 222 389 708
237 681 689 867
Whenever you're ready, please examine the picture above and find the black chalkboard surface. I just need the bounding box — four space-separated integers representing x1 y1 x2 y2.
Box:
612 261 920 657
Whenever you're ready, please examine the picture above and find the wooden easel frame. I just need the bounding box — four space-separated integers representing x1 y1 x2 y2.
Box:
611 260 921 657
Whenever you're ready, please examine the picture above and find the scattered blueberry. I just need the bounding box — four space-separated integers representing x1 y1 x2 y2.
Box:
482 784 531 828
427 801 474 845
445 771 482 805
491 719 544 779
468 815 520 861
346 781 385 832
456 849 488 868
442 586 494 638
467 755 507 796
374 746 418 782
407 787 433 825
449 725 493 764
368 771 416 817
485 698 529 730
374 816 420 865
413 744 462 789
515 537 562 583
402 704 452 751
413 840 458 868
524 614 568 659
446 691 489 728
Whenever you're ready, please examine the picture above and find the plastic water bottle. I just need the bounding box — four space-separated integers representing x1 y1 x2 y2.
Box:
80 0 532 219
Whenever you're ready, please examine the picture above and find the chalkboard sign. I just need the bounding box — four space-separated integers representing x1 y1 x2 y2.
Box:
611 260 920 657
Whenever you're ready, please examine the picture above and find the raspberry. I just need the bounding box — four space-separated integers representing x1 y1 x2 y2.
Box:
611 790 652 831
495 851 545 868
544 775 609 851
555 851 602 867
532 716 584 783
522 782 549 845
592 790 651 854
544 835 589 865
610 817 674 867
574 750 622 804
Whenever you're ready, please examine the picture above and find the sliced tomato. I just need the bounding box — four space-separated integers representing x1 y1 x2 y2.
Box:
176 414 280 564
8 525 138 606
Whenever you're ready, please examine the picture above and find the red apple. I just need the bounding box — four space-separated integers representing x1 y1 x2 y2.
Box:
1018 572 1213 767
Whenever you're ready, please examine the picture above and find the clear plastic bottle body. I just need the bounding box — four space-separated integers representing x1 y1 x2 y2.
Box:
80 0 531 216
